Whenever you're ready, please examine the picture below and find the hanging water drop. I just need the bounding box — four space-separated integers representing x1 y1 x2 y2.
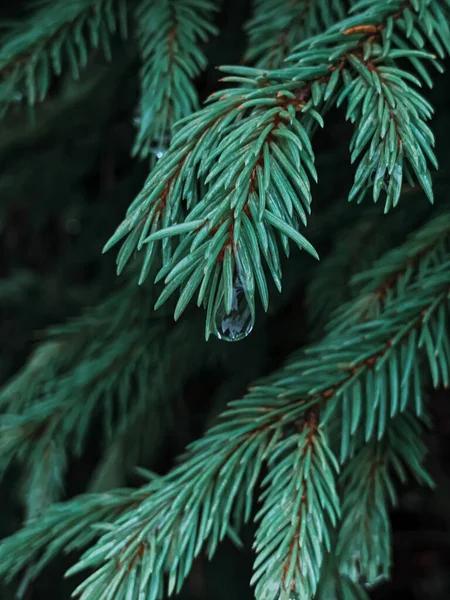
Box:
132 108 141 127
214 274 254 342
150 133 171 160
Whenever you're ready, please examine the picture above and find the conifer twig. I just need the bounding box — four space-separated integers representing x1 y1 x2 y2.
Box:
9 211 444 600
245 0 346 68
0 0 128 116
107 0 450 336
132 0 218 158
0 280 216 508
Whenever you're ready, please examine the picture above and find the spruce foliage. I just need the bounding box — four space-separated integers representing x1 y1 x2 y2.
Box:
1 1 450 599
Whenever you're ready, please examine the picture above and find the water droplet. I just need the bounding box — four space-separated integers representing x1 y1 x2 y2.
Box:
132 109 141 126
214 274 254 342
150 134 170 160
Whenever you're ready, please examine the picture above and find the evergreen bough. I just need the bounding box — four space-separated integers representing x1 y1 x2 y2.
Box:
1 0 450 599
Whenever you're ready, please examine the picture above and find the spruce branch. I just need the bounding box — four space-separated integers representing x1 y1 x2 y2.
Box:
132 0 219 159
1 1 449 597
245 0 346 68
307 177 450 338
252 409 340 600
339 57 437 208
0 319 274 589
0 0 128 117
315 555 371 600
0 483 152 587
0 279 214 510
24 212 445 599
336 408 433 587
317 210 438 587
0 211 445 597
274 206 441 592
306 201 431 334
19 440 67 520
312 210 450 507
65 399 287 599
308 262 450 462
106 0 450 336
329 209 450 334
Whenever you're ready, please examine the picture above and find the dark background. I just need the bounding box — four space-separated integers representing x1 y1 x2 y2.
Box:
1 1 450 598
